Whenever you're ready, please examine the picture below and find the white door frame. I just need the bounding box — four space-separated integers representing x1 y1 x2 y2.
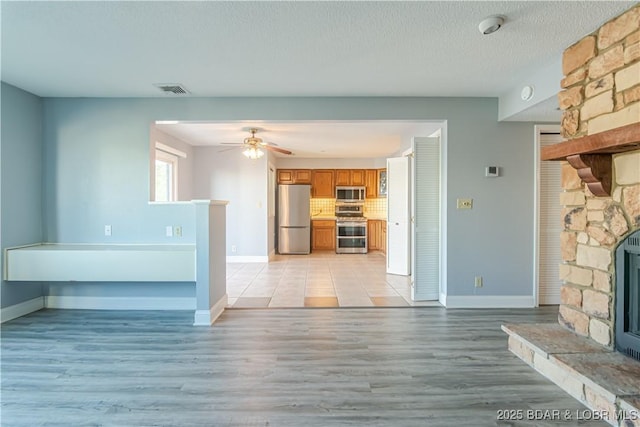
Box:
533 124 561 307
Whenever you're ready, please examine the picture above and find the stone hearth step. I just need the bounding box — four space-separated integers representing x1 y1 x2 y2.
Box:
502 323 640 427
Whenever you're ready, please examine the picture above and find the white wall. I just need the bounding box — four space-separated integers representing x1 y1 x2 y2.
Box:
192 146 268 257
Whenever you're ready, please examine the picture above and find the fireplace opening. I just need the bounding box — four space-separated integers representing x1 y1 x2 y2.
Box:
616 229 640 361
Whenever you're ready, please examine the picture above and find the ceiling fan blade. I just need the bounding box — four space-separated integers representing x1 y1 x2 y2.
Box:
263 145 292 155
220 142 243 146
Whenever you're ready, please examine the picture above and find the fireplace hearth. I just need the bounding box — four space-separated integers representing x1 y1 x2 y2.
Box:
616 230 640 361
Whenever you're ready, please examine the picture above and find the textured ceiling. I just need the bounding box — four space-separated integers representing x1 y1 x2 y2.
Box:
2 1 634 158
1 1 634 98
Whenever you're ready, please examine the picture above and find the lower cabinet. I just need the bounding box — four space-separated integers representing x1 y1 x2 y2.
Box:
312 220 335 251
368 220 387 253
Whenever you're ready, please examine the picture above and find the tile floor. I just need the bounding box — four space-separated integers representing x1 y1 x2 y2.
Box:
226 251 441 308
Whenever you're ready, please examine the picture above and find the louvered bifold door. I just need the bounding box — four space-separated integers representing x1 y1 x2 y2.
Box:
539 133 564 305
412 136 440 301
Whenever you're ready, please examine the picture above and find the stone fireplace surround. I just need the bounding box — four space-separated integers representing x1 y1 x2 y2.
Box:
504 5 640 427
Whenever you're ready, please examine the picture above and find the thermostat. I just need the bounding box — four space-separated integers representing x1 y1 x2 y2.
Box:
485 166 500 177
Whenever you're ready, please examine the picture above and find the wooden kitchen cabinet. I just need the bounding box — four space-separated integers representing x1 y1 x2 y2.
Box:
368 220 380 250
368 220 387 253
351 170 366 185
365 169 378 198
335 169 351 186
277 169 311 184
335 169 365 186
312 220 335 251
293 169 311 184
311 170 335 198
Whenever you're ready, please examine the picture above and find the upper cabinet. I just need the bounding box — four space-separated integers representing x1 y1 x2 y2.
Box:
335 170 350 186
312 170 335 198
335 169 366 186
365 169 378 199
378 169 387 197
351 170 366 186
278 169 311 184
278 168 385 199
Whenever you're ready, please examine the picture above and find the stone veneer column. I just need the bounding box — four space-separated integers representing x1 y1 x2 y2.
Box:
557 5 640 347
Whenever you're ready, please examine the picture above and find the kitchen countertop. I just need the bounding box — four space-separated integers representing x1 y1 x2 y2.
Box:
311 215 337 220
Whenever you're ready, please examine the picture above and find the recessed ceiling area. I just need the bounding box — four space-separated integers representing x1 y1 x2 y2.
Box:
155 121 443 159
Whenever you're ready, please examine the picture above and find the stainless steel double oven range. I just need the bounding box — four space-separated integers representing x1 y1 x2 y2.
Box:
335 186 367 254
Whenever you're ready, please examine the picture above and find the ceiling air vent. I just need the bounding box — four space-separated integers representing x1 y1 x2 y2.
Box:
153 83 190 95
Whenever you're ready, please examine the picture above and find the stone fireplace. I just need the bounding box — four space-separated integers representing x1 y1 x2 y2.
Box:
554 2 640 354
503 5 640 426
555 148 639 351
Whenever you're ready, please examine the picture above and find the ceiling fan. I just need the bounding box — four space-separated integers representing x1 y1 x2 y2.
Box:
220 128 292 159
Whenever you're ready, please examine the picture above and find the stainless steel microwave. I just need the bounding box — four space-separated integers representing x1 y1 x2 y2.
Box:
336 186 365 202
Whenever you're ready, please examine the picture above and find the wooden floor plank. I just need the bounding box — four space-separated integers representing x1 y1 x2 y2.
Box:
1 307 607 426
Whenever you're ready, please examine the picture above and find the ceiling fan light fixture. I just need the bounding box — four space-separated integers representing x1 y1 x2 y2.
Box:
243 146 264 160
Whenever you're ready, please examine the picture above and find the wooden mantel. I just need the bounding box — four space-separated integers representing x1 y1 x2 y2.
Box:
541 122 640 197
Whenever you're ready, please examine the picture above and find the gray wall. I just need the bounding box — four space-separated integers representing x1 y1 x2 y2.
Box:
32 96 536 300
447 117 535 296
1 83 44 308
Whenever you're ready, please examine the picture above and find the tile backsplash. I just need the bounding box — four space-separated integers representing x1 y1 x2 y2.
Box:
310 198 335 216
310 197 387 218
364 198 387 217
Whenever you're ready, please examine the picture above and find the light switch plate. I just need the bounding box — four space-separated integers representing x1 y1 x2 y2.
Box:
457 198 473 209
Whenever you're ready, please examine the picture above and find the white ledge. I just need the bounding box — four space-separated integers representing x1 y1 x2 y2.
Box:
4 243 196 282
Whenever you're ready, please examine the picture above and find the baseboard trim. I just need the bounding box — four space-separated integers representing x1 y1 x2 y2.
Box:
439 292 447 306
1 296 45 323
226 256 269 263
45 296 195 310
193 294 228 326
445 295 535 308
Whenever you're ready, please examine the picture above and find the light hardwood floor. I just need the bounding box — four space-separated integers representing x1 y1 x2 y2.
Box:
227 252 439 308
1 307 606 426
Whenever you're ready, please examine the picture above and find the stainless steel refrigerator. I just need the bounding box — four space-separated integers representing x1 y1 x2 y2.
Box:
278 185 311 254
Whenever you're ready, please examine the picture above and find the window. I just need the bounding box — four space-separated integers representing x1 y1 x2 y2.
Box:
155 147 179 202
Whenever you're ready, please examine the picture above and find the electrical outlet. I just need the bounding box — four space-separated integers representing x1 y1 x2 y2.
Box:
166 226 173 237
104 225 112 236
475 276 483 288
231 245 237 253
174 226 182 237
457 198 473 209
